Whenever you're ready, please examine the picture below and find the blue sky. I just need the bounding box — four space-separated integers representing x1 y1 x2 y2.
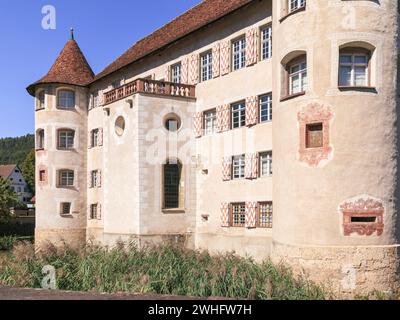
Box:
0 0 200 138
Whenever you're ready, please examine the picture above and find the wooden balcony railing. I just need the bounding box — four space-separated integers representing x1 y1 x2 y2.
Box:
103 79 196 105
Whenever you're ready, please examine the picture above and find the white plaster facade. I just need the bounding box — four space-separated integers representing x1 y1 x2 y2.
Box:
28 0 400 296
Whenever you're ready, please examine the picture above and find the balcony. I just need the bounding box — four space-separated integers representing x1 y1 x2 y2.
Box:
103 79 196 106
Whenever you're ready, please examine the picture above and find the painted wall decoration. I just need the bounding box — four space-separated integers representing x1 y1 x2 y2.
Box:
339 196 384 236
297 102 333 167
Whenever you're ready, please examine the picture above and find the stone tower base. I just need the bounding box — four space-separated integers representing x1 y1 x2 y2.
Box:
271 241 400 298
35 228 87 250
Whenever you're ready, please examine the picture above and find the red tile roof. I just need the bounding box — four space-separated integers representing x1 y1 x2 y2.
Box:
94 0 253 81
0 165 17 180
27 39 94 96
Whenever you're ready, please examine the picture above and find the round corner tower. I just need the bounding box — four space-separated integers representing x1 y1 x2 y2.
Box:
27 32 93 248
271 0 399 295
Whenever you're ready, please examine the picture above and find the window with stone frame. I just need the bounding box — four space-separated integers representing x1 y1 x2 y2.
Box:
232 155 246 179
163 160 182 210
306 123 323 149
231 203 246 227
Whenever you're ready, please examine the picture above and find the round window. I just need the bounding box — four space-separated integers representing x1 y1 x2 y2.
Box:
164 114 181 132
115 116 126 136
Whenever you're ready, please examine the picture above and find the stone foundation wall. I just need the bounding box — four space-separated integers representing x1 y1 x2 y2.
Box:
271 241 400 297
35 228 86 250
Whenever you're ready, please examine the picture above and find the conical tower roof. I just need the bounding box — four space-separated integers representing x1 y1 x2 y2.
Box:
27 34 94 96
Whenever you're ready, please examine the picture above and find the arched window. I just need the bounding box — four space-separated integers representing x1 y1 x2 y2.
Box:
57 90 75 109
37 90 46 110
36 129 45 150
339 47 372 88
163 159 182 210
57 129 75 150
281 52 307 99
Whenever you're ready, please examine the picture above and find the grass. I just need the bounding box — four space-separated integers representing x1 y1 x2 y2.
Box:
0 236 18 251
0 241 326 300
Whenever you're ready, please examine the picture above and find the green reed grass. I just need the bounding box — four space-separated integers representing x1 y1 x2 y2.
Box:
0 241 325 300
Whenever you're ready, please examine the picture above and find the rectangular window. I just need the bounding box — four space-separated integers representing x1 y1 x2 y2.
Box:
171 63 181 83
290 0 306 13
260 152 273 177
90 204 98 220
37 130 45 150
232 37 246 71
232 102 246 129
201 51 213 82
306 123 323 148
58 130 75 150
91 170 100 188
232 155 246 179
91 129 99 148
231 203 246 227
260 94 273 122
258 202 273 228
339 54 369 87
58 90 75 109
37 91 45 110
289 61 307 95
261 26 272 60
58 170 74 187
61 203 71 216
39 170 46 182
204 110 217 135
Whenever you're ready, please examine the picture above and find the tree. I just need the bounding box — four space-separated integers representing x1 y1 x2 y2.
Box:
21 149 35 194
0 177 20 218
0 134 34 165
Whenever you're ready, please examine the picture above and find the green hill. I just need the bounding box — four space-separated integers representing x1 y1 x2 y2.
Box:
0 135 34 165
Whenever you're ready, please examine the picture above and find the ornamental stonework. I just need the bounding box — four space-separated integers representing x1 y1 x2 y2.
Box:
339 196 384 237
298 103 334 167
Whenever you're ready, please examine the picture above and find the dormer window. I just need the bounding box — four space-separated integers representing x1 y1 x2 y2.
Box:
58 90 75 109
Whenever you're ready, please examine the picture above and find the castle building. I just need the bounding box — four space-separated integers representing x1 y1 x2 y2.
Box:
27 0 400 295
